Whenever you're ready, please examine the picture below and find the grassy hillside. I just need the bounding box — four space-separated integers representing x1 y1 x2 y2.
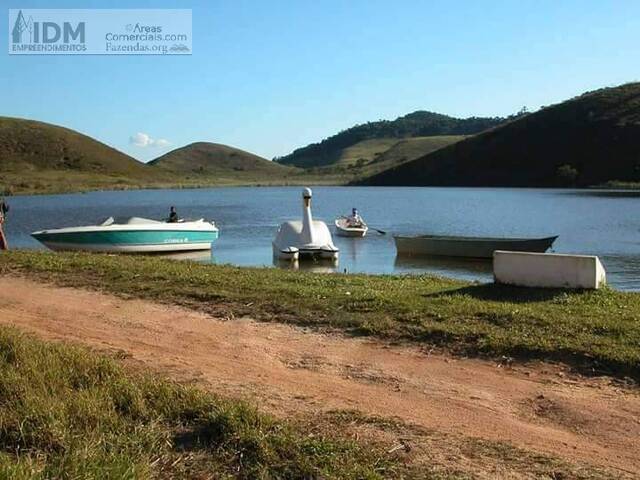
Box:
365 135 465 174
0 119 311 194
362 83 640 187
0 117 167 193
150 142 295 178
0 117 147 175
307 136 465 178
275 111 504 169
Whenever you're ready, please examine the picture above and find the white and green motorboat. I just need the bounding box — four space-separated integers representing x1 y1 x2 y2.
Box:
31 217 219 253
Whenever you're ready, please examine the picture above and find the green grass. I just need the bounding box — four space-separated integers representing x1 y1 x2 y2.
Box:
1 251 639 381
338 136 464 172
366 136 464 172
0 170 350 196
0 326 401 479
300 136 465 179
0 324 615 479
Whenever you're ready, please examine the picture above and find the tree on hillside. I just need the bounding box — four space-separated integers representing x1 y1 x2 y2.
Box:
556 164 579 186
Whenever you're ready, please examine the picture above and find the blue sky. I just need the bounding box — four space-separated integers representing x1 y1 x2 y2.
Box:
2 0 639 162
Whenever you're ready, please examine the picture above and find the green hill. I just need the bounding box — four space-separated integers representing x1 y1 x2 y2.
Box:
275 111 504 169
363 135 466 174
0 119 300 194
306 135 465 178
0 117 147 175
0 116 163 193
149 142 294 178
361 83 640 187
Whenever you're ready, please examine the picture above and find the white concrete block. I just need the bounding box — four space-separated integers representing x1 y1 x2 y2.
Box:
493 251 607 289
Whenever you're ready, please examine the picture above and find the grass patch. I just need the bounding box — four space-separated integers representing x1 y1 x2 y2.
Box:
321 410 618 480
1 250 639 380
0 170 349 196
0 326 401 479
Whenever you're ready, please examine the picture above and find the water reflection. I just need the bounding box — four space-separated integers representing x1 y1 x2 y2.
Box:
161 250 214 262
394 255 493 281
273 257 339 273
340 235 365 264
565 190 640 199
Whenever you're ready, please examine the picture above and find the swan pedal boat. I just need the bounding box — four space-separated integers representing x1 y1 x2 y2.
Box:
334 216 368 237
31 216 219 253
273 188 339 261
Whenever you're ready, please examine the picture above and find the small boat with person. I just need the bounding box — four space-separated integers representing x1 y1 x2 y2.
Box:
31 216 219 253
394 234 558 259
335 208 368 237
273 188 339 261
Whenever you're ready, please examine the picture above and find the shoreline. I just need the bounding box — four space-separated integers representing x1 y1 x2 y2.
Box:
0 178 349 197
1 250 638 383
3 181 640 197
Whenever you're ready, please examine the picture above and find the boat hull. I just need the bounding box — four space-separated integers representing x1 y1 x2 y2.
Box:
335 226 367 238
334 219 367 237
32 228 219 253
298 248 339 260
272 243 338 261
394 235 558 259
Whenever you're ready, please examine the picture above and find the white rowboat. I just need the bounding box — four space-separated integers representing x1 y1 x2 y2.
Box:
334 216 368 237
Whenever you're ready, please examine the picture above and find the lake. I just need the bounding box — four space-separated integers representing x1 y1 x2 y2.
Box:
3 186 639 290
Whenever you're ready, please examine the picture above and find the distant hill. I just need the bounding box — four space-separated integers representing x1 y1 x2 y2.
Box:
149 142 293 178
0 119 298 194
304 136 465 178
0 116 166 194
275 111 505 169
361 83 640 187
0 116 148 176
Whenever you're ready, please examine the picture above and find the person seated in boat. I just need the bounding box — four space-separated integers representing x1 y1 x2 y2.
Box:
168 206 179 223
347 207 362 227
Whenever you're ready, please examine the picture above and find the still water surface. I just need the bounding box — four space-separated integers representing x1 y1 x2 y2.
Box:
5 187 640 290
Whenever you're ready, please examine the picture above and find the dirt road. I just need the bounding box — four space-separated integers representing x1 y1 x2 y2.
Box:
0 276 638 477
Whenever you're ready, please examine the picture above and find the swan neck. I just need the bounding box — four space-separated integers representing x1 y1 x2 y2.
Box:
301 197 314 242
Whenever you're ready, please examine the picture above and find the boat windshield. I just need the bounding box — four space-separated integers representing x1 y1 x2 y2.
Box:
98 217 162 226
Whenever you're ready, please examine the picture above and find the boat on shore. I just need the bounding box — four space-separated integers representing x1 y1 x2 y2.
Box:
394 234 558 259
334 216 368 237
31 217 219 253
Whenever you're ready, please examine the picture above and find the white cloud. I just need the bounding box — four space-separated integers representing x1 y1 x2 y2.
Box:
129 132 171 148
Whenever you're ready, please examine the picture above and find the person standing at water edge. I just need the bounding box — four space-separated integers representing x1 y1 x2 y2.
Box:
168 206 179 223
0 198 9 250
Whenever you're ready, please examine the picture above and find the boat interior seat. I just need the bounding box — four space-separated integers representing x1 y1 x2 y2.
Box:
124 217 161 225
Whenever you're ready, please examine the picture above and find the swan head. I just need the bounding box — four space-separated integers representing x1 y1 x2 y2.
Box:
302 188 312 208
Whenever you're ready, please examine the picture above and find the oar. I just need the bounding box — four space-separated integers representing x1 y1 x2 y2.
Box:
371 227 386 235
